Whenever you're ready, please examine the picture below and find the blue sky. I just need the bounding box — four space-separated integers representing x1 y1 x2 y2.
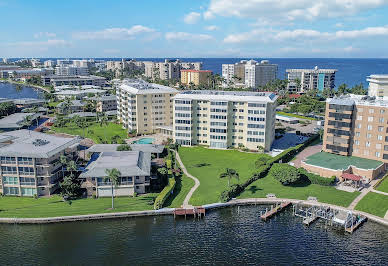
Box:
2 0 388 58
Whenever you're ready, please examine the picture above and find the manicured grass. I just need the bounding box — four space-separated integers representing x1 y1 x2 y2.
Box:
178 147 259 205
47 101 60 108
164 174 195 208
0 194 158 218
277 111 317 121
238 174 360 207
355 192 388 218
51 122 128 143
376 176 388 193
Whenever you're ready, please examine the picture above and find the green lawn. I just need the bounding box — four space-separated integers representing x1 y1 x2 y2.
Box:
355 192 388 218
164 174 195 208
178 147 259 205
239 174 360 207
47 101 60 108
277 111 317 121
0 194 158 218
376 176 388 193
51 122 128 143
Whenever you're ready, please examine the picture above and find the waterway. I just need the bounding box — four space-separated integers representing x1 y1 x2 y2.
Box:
0 205 387 265
0 81 42 99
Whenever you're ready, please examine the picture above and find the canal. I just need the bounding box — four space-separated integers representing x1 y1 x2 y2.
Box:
0 82 42 99
0 205 387 265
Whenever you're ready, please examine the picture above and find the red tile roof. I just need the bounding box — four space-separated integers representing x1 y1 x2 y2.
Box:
341 173 362 181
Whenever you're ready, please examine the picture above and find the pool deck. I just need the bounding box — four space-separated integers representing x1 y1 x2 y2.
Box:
127 133 167 145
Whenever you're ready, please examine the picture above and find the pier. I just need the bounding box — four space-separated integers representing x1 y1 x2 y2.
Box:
260 201 291 221
174 207 205 219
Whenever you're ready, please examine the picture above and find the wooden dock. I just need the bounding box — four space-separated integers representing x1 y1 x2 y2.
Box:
260 201 291 221
174 207 205 219
345 217 367 233
303 216 319 226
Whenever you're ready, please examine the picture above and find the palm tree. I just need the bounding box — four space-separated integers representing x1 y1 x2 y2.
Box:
30 106 40 128
67 160 77 175
60 155 67 176
104 168 121 209
99 113 109 142
219 168 240 187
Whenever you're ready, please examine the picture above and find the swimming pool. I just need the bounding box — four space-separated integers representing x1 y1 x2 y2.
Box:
133 138 154 144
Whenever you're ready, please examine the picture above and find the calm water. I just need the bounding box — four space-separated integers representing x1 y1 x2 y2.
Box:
0 82 42 99
0 205 387 265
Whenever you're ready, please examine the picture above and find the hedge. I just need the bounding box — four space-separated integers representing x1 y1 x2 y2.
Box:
298 168 335 186
154 176 176 210
220 134 320 202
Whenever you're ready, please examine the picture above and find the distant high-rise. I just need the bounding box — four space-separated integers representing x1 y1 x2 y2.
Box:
367 74 388 97
286 66 337 93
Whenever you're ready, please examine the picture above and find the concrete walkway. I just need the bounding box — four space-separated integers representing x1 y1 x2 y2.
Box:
348 179 379 210
175 150 200 208
372 189 388 196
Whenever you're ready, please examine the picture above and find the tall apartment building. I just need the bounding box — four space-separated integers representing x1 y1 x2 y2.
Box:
55 65 89 76
57 59 89 68
44 60 55 68
144 59 202 81
244 60 278 88
323 95 388 163
286 66 337 93
173 90 278 151
0 130 79 197
117 79 178 134
180 70 213 86
367 74 388 97
222 60 247 87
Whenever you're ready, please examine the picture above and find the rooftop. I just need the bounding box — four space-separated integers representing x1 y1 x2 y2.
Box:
0 130 79 158
13 98 46 105
120 79 178 95
174 90 278 102
89 95 117 101
327 94 388 107
0 113 39 129
303 151 383 170
79 151 151 178
286 66 337 73
87 144 164 154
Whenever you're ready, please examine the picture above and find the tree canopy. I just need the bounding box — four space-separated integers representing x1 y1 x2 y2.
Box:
269 163 301 185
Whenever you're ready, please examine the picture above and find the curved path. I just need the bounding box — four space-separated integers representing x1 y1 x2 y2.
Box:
175 150 200 208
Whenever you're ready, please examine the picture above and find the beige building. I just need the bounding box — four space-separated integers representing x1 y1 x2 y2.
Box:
367 74 388 97
286 66 337 93
0 130 79 197
173 90 278 151
90 95 117 112
117 79 178 134
144 59 202 81
180 70 213 86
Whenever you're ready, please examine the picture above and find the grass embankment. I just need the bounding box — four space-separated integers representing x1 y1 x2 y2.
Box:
179 147 259 206
376 175 388 193
164 174 195 208
179 146 360 207
51 122 127 143
355 192 388 218
0 194 158 218
238 174 360 207
277 111 317 121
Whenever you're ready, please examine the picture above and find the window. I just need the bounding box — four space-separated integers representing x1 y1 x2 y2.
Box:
380 117 385 123
376 152 381 158
355 132 360 137
3 187 19 195
357 115 363 120
368 117 373 122
367 133 371 139
355 140 360 145
378 126 384 132
3 176 18 185
378 135 383 141
367 125 373 131
366 141 371 147
380 109 385 114
369 109 375 114
357 124 362 129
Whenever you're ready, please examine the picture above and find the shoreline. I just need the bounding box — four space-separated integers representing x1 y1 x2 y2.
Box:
0 79 51 93
0 197 387 226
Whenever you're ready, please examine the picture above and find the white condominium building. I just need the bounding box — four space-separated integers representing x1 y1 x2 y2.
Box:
173 90 278 151
286 66 337 93
222 60 247 88
367 74 388 97
144 59 202 81
244 60 278 88
55 65 89 76
117 79 178 134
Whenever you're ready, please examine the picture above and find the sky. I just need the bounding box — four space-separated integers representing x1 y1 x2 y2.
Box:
2 0 388 58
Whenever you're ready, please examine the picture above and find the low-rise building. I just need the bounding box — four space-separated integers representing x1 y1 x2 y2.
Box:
0 113 40 131
116 79 178 134
55 65 89 76
42 75 106 87
79 151 151 197
180 69 212 86
367 74 388 97
56 100 86 114
13 98 46 109
54 89 106 100
173 90 278 151
89 95 117 112
0 130 79 197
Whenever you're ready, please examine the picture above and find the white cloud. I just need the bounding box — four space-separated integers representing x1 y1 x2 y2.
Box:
206 0 388 22
34 32 57 39
73 25 157 40
205 25 219 31
10 39 71 48
224 25 388 43
184 12 201 24
165 32 214 41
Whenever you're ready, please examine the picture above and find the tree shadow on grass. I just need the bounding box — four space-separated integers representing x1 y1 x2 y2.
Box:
288 175 311 188
248 185 262 194
194 163 211 168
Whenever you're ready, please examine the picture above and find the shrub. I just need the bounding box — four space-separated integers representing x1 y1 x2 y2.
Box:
255 154 272 168
116 144 131 151
298 168 335 186
270 163 301 185
154 176 176 209
166 159 172 169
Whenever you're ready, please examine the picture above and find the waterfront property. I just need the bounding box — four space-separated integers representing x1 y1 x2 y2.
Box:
42 75 106 87
173 90 278 151
13 98 46 109
286 66 337 93
116 79 178 134
0 112 40 131
0 130 79 197
56 100 86 114
89 95 117 112
54 88 106 100
79 151 152 197
367 74 388 97
180 69 213 86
